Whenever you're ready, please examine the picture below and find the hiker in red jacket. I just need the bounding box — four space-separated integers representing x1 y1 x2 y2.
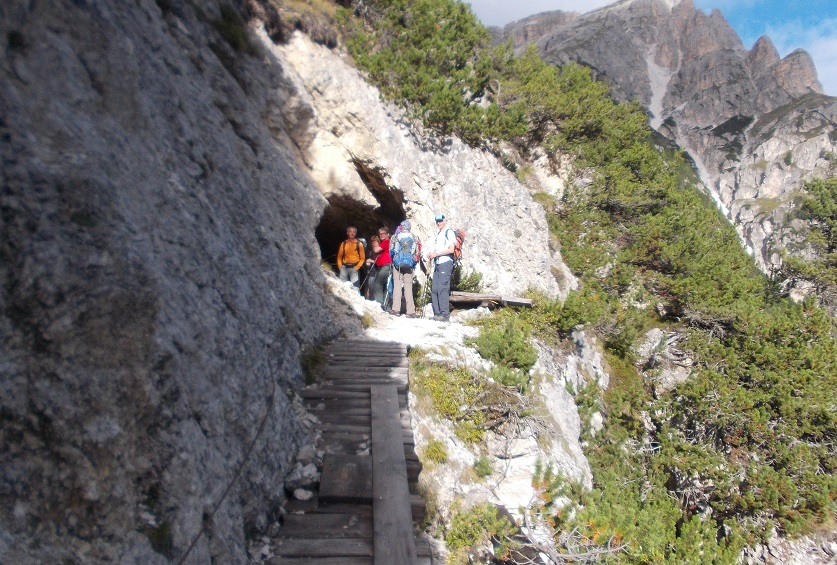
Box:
371 226 392 306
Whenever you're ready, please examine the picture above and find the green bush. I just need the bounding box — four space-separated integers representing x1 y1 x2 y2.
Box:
472 455 492 479
488 364 529 393
423 438 448 464
447 503 518 564
451 264 483 293
780 176 837 289
410 359 488 443
468 314 538 373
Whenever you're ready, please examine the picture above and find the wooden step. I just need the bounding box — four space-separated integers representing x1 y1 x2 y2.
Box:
270 558 371 565
278 512 372 539
319 454 372 504
371 385 417 565
272 538 373 558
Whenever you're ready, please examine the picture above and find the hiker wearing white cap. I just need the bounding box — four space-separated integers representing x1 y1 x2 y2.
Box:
427 213 456 322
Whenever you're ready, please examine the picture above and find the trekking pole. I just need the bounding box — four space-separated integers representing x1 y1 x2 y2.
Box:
419 259 432 318
383 268 394 311
359 263 374 296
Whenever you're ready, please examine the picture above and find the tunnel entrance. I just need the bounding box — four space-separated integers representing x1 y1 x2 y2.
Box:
315 161 405 269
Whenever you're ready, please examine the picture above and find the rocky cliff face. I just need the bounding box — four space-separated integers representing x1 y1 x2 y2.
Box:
0 1 575 563
496 0 837 276
0 2 361 563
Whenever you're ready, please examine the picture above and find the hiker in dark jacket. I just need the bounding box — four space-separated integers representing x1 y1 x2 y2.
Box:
362 234 381 299
337 225 365 290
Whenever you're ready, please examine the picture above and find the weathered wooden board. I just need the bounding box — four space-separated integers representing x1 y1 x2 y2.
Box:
270 557 372 565
317 409 371 428
325 383 407 394
323 374 408 383
325 358 409 368
304 399 371 411
272 538 373 557
278 512 373 539
449 291 533 307
320 367 409 377
319 454 373 504
299 389 369 399
320 423 373 434
371 386 417 565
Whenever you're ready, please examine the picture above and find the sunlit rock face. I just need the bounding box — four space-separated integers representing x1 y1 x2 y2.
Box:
495 0 837 277
271 32 573 300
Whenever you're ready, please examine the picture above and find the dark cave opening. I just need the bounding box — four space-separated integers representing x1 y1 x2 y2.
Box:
315 161 405 270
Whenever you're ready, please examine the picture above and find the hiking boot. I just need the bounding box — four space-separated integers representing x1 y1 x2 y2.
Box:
405 313 418 319
432 315 449 322
388 310 401 316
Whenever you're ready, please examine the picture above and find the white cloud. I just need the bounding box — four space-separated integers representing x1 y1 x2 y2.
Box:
766 18 837 96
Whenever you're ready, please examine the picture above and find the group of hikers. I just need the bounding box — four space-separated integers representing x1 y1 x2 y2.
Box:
335 213 457 322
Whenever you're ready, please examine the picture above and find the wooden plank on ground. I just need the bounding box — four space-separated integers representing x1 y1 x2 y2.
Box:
279 512 373 539
326 358 409 368
326 383 407 394
502 296 533 307
270 558 372 565
321 374 406 384
448 291 532 308
371 385 417 565
272 538 373 557
319 454 373 504
320 367 408 376
299 389 369 400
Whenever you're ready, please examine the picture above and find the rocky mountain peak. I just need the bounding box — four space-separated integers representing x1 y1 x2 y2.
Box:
774 49 823 96
498 0 835 281
747 35 781 72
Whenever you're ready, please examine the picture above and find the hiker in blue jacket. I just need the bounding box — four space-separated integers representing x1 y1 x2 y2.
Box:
389 220 420 317
427 213 456 322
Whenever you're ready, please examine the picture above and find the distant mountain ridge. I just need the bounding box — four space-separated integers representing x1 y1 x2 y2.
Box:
493 0 837 281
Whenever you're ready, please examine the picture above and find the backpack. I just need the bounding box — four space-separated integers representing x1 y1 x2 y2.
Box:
450 228 465 263
392 233 418 268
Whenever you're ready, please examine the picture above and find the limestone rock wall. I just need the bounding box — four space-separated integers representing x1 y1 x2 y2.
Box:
270 33 573 298
0 1 359 563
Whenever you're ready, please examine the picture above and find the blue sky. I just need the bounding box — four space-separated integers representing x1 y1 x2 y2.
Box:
465 0 837 95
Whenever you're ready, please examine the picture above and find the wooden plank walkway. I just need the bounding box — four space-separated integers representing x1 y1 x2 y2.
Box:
271 339 431 565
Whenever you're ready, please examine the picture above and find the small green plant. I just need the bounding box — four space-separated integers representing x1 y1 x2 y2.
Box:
488 364 529 393
472 455 492 478
411 359 488 443
446 502 518 564
515 164 533 183
532 460 570 508
361 313 376 328
423 438 448 464
451 264 483 293
468 314 538 373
